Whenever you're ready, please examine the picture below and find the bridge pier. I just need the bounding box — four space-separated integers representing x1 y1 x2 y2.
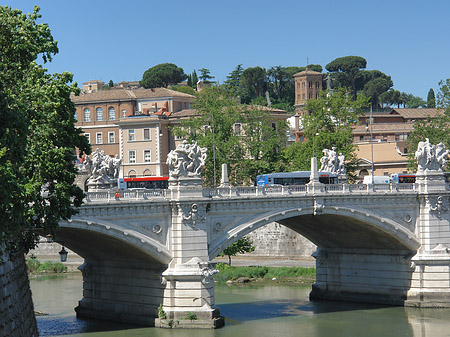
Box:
75 259 166 325
310 248 415 305
156 177 224 328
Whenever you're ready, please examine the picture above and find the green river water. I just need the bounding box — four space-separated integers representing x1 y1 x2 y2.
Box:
30 273 450 337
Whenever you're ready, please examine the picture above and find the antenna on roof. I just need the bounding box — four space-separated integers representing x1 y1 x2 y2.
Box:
306 56 309 66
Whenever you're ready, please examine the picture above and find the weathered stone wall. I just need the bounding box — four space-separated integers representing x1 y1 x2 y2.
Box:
0 250 38 337
247 222 316 257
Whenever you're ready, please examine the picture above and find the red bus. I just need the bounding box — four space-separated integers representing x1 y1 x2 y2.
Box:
120 176 169 190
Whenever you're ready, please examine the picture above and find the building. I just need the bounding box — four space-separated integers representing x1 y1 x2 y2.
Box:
72 87 196 177
293 66 324 116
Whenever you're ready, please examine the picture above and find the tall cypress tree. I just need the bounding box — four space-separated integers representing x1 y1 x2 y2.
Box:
427 88 436 108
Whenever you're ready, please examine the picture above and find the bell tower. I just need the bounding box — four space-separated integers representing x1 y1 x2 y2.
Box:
294 66 324 116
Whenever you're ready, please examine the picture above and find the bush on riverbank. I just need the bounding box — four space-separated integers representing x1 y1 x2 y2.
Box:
214 263 315 284
26 259 67 274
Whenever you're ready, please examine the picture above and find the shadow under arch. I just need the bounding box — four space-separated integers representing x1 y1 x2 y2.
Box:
58 219 171 264
209 206 419 260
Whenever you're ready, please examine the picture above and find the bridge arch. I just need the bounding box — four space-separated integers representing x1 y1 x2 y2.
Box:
58 219 171 264
209 206 420 260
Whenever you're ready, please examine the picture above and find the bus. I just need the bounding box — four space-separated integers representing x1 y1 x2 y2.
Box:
256 171 338 187
390 173 416 184
118 176 169 190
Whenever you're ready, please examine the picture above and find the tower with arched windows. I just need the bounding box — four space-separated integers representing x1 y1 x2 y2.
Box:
294 66 324 116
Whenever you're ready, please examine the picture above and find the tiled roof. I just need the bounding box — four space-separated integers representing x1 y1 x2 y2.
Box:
71 88 195 103
390 108 442 119
352 123 414 134
356 142 407 164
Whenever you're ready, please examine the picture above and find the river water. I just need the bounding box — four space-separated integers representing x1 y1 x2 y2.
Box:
31 273 450 337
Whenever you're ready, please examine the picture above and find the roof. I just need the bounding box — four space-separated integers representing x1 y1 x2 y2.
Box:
352 123 414 134
293 67 323 77
356 142 407 164
71 88 196 103
390 108 443 119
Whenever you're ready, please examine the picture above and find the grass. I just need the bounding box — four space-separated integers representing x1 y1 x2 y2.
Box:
214 263 315 284
26 258 67 274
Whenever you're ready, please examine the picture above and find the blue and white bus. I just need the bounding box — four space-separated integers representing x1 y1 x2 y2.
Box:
256 171 338 187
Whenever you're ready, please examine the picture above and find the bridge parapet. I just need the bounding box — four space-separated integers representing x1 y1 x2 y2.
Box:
83 183 419 203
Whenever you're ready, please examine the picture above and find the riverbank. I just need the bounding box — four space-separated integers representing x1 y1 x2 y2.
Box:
214 263 315 285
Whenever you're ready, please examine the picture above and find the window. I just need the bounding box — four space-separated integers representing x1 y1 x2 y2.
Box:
315 93 319 99
84 133 90 143
316 81 320 88
234 123 242 136
96 132 102 144
84 108 90 122
122 109 127 118
128 150 136 163
302 82 305 88
309 81 312 88
129 129 135 141
144 150 151 162
108 107 115 120
108 132 115 143
96 108 103 121
308 93 313 99
143 128 151 140
74 112 78 121
302 94 305 100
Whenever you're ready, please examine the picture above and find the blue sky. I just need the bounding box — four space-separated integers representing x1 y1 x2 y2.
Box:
6 0 450 99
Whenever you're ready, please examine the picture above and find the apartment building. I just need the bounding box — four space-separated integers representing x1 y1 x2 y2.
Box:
72 85 195 177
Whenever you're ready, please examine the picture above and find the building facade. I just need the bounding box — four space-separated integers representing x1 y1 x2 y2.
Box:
72 87 196 178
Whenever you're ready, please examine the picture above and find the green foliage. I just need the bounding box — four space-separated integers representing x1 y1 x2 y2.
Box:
403 93 426 108
241 66 267 99
213 265 316 284
284 88 369 179
158 304 166 319
326 56 367 99
427 88 436 108
140 63 186 88
198 68 215 83
168 85 196 96
26 259 67 273
185 312 197 320
172 86 244 187
0 6 90 253
219 237 255 265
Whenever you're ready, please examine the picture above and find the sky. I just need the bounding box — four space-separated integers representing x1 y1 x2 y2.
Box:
5 0 450 99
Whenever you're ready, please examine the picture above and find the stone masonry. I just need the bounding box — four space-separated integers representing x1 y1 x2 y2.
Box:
0 249 38 337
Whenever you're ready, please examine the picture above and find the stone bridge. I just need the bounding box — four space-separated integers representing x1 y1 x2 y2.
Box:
56 160 450 328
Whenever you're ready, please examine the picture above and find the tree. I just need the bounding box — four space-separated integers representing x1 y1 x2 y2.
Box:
241 66 267 101
0 5 91 254
403 93 426 108
326 56 367 99
223 64 245 96
363 76 393 110
168 85 196 96
198 68 215 84
108 79 114 88
236 107 289 184
219 237 255 265
427 88 436 108
140 63 186 88
172 86 244 187
284 88 369 179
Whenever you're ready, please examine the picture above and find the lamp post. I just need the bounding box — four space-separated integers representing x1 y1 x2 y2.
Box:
370 106 374 186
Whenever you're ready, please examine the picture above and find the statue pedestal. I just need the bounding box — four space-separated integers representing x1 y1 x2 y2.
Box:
86 180 115 192
169 176 204 199
416 171 446 193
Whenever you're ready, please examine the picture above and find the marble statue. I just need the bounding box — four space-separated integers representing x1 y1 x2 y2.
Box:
319 147 346 175
415 138 449 172
167 141 207 178
84 148 122 189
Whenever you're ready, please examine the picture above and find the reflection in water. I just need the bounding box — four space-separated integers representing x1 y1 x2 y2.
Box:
30 273 450 337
